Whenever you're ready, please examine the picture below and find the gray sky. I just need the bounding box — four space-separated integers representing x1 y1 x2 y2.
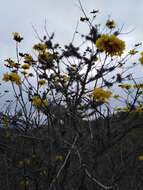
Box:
0 0 143 80
1 0 143 59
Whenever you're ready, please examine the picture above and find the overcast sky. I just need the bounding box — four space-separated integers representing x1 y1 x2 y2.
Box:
1 0 143 58
0 0 143 81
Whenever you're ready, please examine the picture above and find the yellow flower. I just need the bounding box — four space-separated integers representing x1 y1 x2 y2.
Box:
138 155 143 161
90 87 112 101
19 179 29 187
5 58 19 68
21 64 30 70
118 83 132 89
96 34 125 56
10 72 21 85
32 95 48 108
61 74 69 82
55 155 64 161
32 96 42 107
33 43 47 51
53 76 60 82
38 79 46 86
129 49 138 55
139 52 143 65
12 32 23 42
38 52 55 69
106 20 116 29
133 83 143 88
3 72 21 85
71 64 77 71
3 73 10 82
24 54 36 64
38 52 54 63
135 105 143 112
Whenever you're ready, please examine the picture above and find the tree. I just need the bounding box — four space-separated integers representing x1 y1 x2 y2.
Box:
1 3 143 190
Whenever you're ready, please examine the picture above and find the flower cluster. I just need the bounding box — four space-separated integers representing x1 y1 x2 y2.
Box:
129 49 138 55
3 72 21 85
96 34 125 56
118 83 132 89
38 79 46 86
133 83 143 88
12 32 23 42
106 20 116 29
139 52 143 65
138 155 143 161
52 74 69 83
90 87 112 101
5 58 19 68
32 95 48 108
21 64 30 70
55 155 64 161
135 105 143 113
33 43 47 52
24 54 37 64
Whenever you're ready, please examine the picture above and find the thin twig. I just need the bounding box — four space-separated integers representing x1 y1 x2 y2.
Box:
49 135 78 190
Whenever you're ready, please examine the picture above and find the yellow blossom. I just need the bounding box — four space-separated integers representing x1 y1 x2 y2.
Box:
134 105 143 112
70 64 77 71
12 32 23 42
133 83 143 88
90 87 112 101
139 52 143 65
118 83 132 89
61 74 69 82
3 73 10 82
24 54 36 64
33 43 47 51
21 64 30 70
55 155 64 161
106 20 116 29
38 52 55 64
5 58 19 68
53 76 60 82
19 179 29 187
3 72 21 85
129 49 138 55
9 72 21 85
138 155 143 161
32 95 48 108
38 79 46 86
96 34 125 56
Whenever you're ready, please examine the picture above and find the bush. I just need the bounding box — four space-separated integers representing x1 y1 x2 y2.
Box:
1 4 143 190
